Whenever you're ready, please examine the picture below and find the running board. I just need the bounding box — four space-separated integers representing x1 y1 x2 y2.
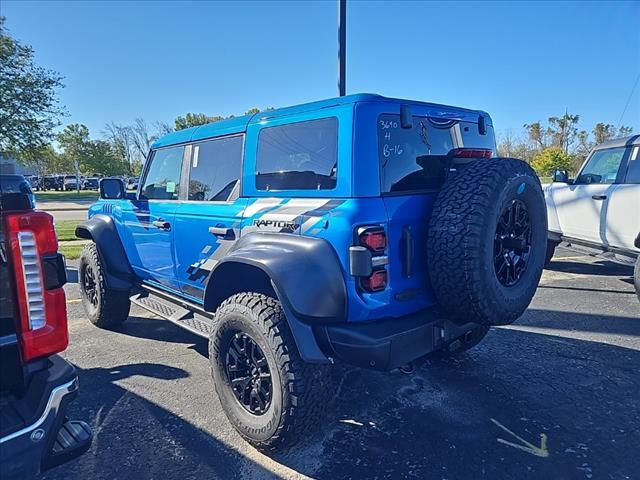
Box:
130 290 215 338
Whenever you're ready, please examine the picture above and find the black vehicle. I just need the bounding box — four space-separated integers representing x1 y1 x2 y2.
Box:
42 175 63 191
0 175 92 479
83 177 99 190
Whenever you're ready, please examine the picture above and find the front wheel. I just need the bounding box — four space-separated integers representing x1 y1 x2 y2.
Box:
209 293 331 451
79 243 131 328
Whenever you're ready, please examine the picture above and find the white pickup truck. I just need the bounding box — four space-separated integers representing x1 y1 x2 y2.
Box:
544 135 640 300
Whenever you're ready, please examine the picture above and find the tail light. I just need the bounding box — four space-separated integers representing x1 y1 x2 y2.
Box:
450 148 493 158
359 228 387 253
5 211 68 362
361 269 387 292
352 226 388 292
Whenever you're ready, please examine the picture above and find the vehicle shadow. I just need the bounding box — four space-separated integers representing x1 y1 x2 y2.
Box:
268 312 640 480
548 258 633 277
40 362 274 480
115 315 209 350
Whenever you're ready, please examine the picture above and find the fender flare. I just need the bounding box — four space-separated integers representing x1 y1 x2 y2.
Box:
204 232 347 363
75 214 133 290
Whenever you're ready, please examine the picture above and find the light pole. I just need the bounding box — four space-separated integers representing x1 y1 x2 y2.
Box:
338 0 346 96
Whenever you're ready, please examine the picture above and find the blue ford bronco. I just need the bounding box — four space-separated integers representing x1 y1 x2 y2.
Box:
76 94 547 450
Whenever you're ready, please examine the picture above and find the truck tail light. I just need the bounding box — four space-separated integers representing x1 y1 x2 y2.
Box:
359 228 387 253
361 269 387 292
450 148 493 158
352 226 389 292
6 211 68 362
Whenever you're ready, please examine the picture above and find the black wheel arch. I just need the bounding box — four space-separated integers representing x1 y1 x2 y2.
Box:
203 232 347 363
75 214 133 290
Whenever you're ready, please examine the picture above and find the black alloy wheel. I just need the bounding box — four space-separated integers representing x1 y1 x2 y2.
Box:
225 332 272 415
81 264 98 307
494 199 532 287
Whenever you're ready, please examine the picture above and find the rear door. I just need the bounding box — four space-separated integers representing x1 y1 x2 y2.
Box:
606 144 640 251
173 135 248 302
552 146 627 245
119 145 185 290
377 112 495 306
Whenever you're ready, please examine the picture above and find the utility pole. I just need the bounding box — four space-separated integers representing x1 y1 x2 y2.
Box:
338 0 346 96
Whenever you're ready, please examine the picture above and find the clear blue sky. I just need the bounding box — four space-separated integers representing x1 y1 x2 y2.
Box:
3 0 639 140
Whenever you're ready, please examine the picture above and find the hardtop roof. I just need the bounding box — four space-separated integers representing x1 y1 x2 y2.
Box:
592 134 640 151
152 93 491 149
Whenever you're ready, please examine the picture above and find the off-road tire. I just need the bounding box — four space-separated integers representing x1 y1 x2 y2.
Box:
209 292 331 452
427 158 547 326
79 243 130 328
634 256 640 303
544 240 558 267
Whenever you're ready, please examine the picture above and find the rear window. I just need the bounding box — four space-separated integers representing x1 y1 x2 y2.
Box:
256 117 338 191
378 114 495 193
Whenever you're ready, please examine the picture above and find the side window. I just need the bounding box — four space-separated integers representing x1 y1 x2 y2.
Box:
624 146 640 184
256 117 338 191
575 147 626 185
188 136 243 201
140 146 184 200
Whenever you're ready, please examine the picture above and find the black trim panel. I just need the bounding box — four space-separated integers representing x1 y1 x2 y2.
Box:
75 215 134 290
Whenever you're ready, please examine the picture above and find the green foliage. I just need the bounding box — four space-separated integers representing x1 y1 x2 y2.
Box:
53 220 81 242
0 17 65 154
531 147 573 177
501 114 633 171
57 123 129 175
174 108 269 131
174 113 224 131
58 242 85 260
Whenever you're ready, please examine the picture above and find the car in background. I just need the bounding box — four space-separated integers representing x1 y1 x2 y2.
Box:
82 177 99 190
126 176 139 191
62 175 80 191
23 175 42 191
544 135 640 300
0 175 92 479
42 175 63 191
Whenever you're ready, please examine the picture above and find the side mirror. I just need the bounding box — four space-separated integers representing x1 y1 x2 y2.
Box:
99 178 126 199
552 169 569 183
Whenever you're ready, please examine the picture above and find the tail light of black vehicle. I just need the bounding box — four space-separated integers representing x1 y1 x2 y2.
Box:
5 210 68 361
350 226 389 292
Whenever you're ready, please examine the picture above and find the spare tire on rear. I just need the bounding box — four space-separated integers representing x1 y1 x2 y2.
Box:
427 158 547 326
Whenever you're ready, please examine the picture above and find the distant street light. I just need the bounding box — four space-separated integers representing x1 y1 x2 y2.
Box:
338 0 346 97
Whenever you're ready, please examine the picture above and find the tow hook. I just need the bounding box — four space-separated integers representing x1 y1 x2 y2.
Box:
398 362 415 375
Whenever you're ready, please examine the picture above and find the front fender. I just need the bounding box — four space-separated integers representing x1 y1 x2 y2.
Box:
211 232 347 323
75 214 133 290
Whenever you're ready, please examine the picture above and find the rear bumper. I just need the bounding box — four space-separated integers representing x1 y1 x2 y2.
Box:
315 308 479 371
0 356 92 480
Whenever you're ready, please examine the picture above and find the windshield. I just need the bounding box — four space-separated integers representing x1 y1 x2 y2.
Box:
378 114 495 193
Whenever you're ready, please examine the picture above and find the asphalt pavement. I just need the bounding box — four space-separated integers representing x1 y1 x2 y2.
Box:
42 247 640 480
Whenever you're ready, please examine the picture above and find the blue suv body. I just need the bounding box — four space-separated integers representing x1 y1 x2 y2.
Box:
78 94 546 450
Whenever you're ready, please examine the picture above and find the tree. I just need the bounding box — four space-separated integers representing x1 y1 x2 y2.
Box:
531 147 574 177
0 17 66 154
548 112 580 153
174 113 223 131
17 143 61 176
523 121 548 150
104 122 134 170
57 123 91 171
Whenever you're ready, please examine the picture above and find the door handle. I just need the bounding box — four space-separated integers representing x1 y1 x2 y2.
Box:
208 226 235 240
152 220 171 230
591 195 607 200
